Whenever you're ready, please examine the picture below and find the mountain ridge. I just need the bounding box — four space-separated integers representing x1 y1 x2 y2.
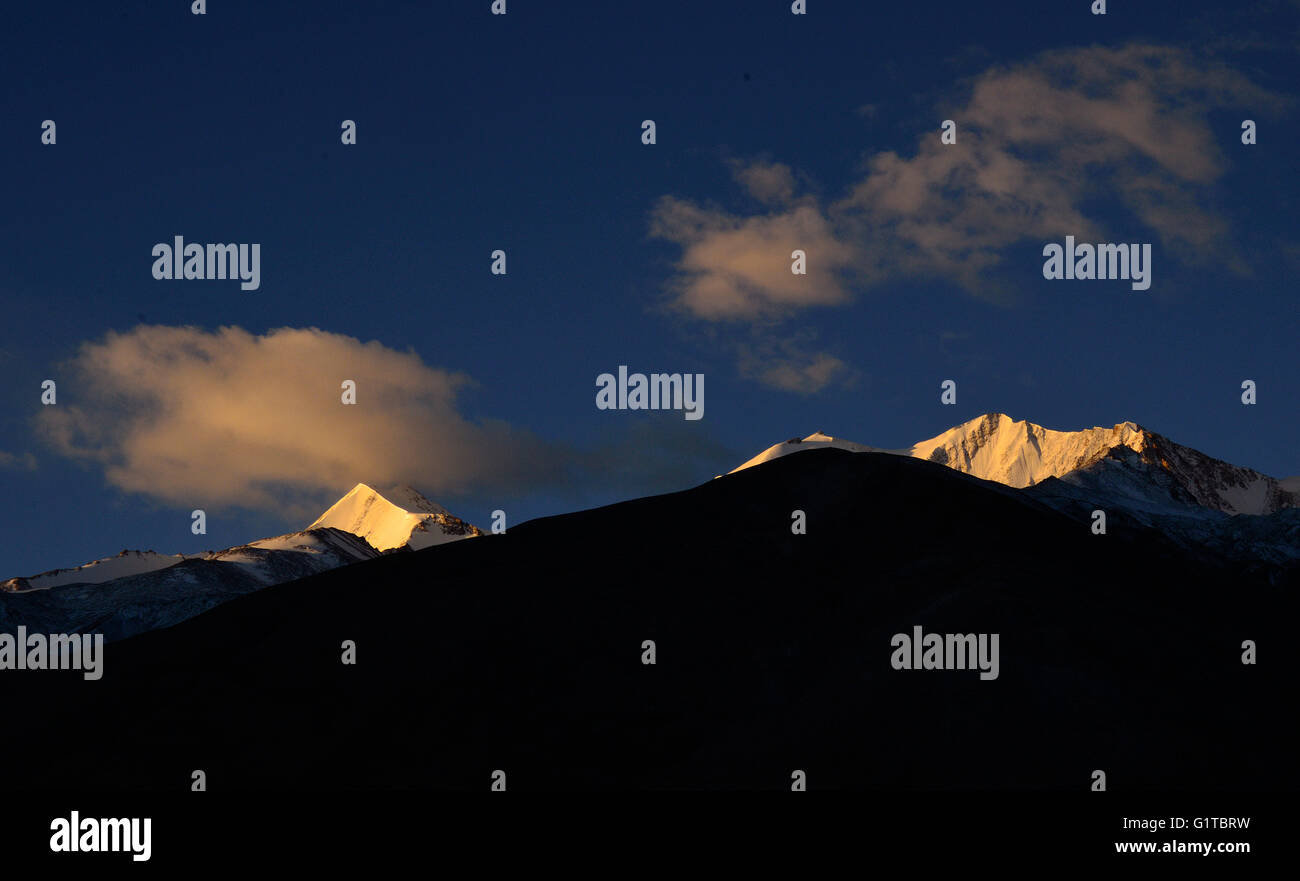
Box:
730 412 1299 517
4 446 1291 791
1 484 482 641
4 483 480 593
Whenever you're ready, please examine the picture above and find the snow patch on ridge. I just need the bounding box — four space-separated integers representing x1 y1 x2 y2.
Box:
2 550 185 593
727 432 904 475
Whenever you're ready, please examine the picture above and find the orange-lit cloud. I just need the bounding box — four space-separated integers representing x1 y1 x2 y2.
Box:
650 195 856 321
37 325 562 513
834 44 1280 288
652 44 1285 391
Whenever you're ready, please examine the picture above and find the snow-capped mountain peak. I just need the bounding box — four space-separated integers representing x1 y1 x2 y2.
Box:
729 413 1299 517
911 413 1296 515
908 412 1150 488
2 485 482 642
308 483 480 551
4 484 479 600
728 432 901 474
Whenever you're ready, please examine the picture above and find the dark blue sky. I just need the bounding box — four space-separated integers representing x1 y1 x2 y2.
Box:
2 0 1297 576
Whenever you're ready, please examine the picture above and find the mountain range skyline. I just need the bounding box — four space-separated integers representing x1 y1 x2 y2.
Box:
7 409 1298 582
7 428 1292 793
3 0 1297 857
6 409 1297 649
3 0 1297 587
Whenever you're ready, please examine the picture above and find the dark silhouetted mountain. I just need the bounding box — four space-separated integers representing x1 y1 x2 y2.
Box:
3 450 1294 791
738 415 1300 584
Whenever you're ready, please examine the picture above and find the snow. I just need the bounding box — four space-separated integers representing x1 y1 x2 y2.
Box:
1217 480 1276 516
727 432 904 475
0 526 386 642
5 484 476 594
906 413 1149 488
376 485 450 517
307 483 475 551
3 550 184 593
195 531 378 585
727 413 1298 517
4 531 373 594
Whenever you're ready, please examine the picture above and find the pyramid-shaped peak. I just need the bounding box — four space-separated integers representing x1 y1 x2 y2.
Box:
308 483 464 551
327 483 449 517
336 482 382 501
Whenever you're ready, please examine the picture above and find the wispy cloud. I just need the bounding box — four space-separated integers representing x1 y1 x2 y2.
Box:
652 43 1286 388
728 158 798 206
650 187 856 321
835 43 1281 286
735 333 852 395
0 450 37 471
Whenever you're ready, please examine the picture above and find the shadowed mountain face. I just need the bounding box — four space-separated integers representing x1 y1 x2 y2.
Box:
3 450 1294 791
0 485 483 644
0 527 382 642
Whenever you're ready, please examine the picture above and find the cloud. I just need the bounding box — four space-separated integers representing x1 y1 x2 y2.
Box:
36 325 741 516
651 43 1285 386
649 166 858 391
0 450 37 471
650 193 856 321
37 325 564 514
729 158 797 205
745 353 847 395
735 334 851 395
834 44 1280 286
579 416 742 496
